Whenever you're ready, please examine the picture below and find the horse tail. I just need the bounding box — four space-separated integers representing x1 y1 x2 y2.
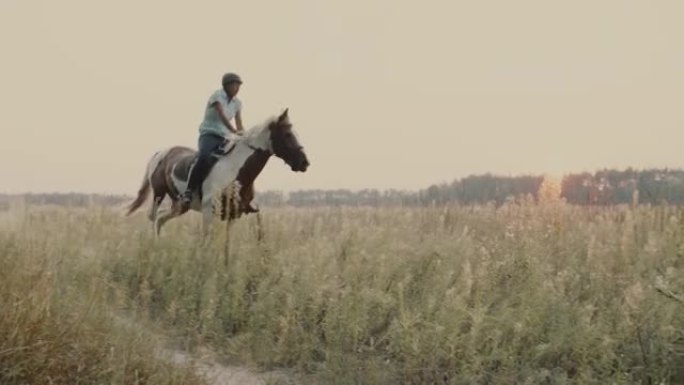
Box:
126 150 163 216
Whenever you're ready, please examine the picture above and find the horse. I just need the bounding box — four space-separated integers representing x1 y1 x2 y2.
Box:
125 109 309 235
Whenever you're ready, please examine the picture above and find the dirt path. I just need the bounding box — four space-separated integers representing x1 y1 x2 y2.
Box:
163 346 293 385
113 313 295 385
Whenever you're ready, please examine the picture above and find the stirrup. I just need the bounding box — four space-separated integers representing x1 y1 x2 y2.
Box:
178 191 192 205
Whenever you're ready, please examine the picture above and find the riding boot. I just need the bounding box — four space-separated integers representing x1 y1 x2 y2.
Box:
180 157 212 208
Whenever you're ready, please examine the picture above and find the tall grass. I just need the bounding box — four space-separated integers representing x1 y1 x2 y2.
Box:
2 200 683 384
0 205 203 385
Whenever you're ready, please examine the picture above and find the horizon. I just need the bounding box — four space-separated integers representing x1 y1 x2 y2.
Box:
2 1 683 195
3 166 682 196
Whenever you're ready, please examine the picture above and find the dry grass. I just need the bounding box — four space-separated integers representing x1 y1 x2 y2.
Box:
0 204 204 385
1 200 683 384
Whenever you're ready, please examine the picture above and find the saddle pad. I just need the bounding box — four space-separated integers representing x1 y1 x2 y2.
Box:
172 153 198 182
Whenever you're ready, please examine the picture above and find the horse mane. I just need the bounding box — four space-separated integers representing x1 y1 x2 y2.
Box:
244 115 277 139
235 115 279 151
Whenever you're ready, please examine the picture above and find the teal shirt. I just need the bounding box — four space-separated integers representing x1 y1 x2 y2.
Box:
198 89 242 137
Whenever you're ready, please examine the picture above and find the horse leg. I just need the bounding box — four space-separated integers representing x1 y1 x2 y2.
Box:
201 195 215 237
148 157 173 225
224 215 234 266
240 182 259 214
154 202 182 236
148 193 165 222
255 211 264 243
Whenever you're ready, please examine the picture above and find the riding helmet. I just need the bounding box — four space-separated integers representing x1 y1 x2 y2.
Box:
222 72 243 85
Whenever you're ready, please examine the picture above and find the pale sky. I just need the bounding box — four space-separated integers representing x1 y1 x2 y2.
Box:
1 0 683 194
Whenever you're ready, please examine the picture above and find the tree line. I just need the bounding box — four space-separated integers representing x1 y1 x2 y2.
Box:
0 193 129 210
260 168 684 207
2 168 682 209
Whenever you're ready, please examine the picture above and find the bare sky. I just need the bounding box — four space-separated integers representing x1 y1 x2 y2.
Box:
1 0 683 194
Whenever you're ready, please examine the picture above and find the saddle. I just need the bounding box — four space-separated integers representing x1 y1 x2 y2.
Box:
172 141 236 183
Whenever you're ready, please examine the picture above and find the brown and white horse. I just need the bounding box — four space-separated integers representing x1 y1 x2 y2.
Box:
126 109 308 235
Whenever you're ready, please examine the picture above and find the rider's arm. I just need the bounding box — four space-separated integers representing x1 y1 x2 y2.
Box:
235 110 244 134
211 102 237 133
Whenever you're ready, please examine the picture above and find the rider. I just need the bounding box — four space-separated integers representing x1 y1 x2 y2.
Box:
179 72 255 211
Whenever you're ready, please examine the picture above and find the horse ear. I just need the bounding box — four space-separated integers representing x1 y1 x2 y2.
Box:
279 108 289 121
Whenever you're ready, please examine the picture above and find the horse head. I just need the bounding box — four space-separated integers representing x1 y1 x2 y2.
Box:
269 109 309 172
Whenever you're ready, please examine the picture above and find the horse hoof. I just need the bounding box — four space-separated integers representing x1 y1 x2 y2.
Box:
243 204 259 214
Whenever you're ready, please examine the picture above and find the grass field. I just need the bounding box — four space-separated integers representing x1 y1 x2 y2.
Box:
1 199 683 384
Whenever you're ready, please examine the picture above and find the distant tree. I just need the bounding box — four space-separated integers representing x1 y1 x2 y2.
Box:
539 175 562 204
